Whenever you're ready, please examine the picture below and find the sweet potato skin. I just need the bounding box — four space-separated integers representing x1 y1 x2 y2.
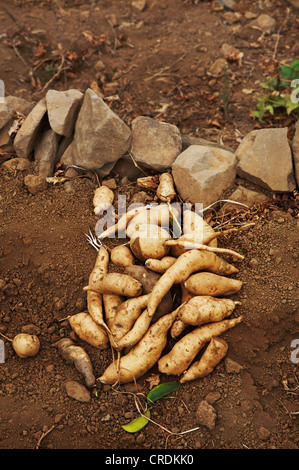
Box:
158 316 242 376
178 296 239 326
147 249 239 317
68 312 109 350
85 273 143 297
184 272 243 297
180 337 228 383
98 308 178 384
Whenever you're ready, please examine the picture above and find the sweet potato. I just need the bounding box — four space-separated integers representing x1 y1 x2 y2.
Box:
98 205 148 240
170 210 218 257
124 265 173 319
84 272 143 298
145 256 176 273
103 294 124 348
87 246 110 330
130 225 171 262
184 272 243 297
126 203 175 239
170 283 193 338
178 296 240 326
180 337 228 383
54 337 96 387
158 316 242 376
68 312 109 350
103 294 124 331
156 173 176 203
111 294 149 346
110 244 135 267
147 249 239 318
98 308 179 384
116 308 151 350
93 185 114 215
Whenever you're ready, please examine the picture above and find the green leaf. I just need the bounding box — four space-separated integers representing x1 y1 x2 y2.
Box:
147 381 180 404
290 60 299 71
280 64 296 80
122 409 151 433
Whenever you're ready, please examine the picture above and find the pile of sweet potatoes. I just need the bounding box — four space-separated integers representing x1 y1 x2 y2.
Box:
66 173 245 386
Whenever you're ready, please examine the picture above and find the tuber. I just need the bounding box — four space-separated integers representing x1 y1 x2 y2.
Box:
178 296 240 326
53 337 96 387
147 249 239 318
93 185 114 215
12 333 40 358
98 308 179 384
158 316 242 376
68 312 109 350
180 337 228 383
184 272 243 297
84 272 143 298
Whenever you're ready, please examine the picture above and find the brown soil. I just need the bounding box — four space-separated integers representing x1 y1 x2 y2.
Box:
0 0 298 452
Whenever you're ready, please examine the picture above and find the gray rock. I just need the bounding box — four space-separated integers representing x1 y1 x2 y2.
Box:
13 98 47 158
1 157 31 172
172 144 237 206
5 96 35 116
64 380 91 403
236 128 296 192
130 116 182 171
291 120 299 187
196 400 217 430
0 119 14 150
46 89 83 137
34 129 60 177
248 14 276 35
0 101 13 130
61 88 131 170
24 174 47 194
222 185 269 210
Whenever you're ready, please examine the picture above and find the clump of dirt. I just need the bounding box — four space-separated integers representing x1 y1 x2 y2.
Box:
0 0 298 451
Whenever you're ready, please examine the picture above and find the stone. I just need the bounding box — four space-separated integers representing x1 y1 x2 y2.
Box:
5 96 35 116
131 116 182 171
13 98 47 158
249 14 276 35
291 120 299 187
224 357 243 373
34 129 60 177
181 133 234 154
94 59 106 72
257 426 271 441
0 101 13 130
61 88 131 170
208 58 228 77
132 0 147 11
1 157 31 172
196 400 217 430
223 185 269 210
0 119 14 149
236 128 296 192
24 174 47 194
46 89 83 137
64 380 91 403
220 43 243 64
172 144 237 206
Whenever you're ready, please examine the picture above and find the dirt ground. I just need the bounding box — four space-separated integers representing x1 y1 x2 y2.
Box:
0 0 298 452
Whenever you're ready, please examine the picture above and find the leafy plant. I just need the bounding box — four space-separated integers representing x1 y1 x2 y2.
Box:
121 381 180 433
253 60 299 123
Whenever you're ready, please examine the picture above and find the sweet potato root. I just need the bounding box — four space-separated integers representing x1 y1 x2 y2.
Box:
156 173 176 203
178 296 240 326
97 205 148 240
84 272 143 298
184 272 243 297
170 283 193 338
54 337 96 387
158 316 242 376
110 244 135 267
147 249 239 318
111 294 149 346
130 225 171 261
93 185 114 215
145 256 176 273
98 308 179 384
180 337 228 383
68 312 109 350
87 246 110 330
103 294 124 348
